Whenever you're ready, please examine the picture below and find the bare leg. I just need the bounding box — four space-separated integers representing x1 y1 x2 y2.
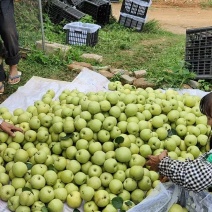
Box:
0 82 4 94
0 57 5 94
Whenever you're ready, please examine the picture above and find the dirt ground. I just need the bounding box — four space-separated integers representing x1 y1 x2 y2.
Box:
111 2 212 34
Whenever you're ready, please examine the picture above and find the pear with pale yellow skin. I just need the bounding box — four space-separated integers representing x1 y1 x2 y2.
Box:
168 203 184 212
94 190 110 208
66 190 82 208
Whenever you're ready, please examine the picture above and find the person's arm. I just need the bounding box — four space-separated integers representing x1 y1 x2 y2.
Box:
158 157 193 190
147 150 212 192
0 118 23 137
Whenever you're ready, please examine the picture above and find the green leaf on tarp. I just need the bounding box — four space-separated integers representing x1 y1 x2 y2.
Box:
73 209 80 212
168 129 177 137
112 197 124 209
60 133 74 140
22 187 33 193
42 206 48 212
47 164 56 171
114 136 124 144
26 162 33 170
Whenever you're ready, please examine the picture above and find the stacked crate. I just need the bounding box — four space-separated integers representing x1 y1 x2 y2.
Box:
185 26 212 79
119 0 152 31
44 0 85 24
45 0 111 26
77 0 111 25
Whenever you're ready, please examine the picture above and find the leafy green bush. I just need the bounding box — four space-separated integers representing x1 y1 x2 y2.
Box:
146 61 196 88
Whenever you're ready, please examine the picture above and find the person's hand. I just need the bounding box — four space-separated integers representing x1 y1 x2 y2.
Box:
0 121 23 137
159 175 169 183
146 150 168 171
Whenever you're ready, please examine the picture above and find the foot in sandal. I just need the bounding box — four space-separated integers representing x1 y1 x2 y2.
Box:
8 65 21 85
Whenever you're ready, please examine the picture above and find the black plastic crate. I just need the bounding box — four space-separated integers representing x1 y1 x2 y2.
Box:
185 26 212 79
185 59 212 79
44 0 66 23
186 45 212 60
78 0 111 25
45 0 85 24
58 0 73 6
186 26 212 48
62 0 84 6
120 0 151 18
64 22 100 46
64 7 86 22
119 13 145 31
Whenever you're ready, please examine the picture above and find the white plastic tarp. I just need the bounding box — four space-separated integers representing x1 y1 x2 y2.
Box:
1 68 208 112
128 182 212 212
0 68 209 212
1 68 109 112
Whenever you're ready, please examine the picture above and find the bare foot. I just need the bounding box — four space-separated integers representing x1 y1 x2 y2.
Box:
8 65 21 84
0 82 4 94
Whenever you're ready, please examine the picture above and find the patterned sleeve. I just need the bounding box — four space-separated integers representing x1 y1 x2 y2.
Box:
158 156 212 192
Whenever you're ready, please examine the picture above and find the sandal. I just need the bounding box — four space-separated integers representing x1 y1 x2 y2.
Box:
0 83 4 95
8 71 22 85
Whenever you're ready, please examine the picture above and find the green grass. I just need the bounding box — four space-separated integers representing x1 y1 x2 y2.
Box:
200 0 212 8
0 3 192 103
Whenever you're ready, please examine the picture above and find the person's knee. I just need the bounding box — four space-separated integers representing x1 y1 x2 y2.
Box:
1 24 17 37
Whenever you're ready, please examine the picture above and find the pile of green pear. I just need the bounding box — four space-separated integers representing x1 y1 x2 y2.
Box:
0 81 210 212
